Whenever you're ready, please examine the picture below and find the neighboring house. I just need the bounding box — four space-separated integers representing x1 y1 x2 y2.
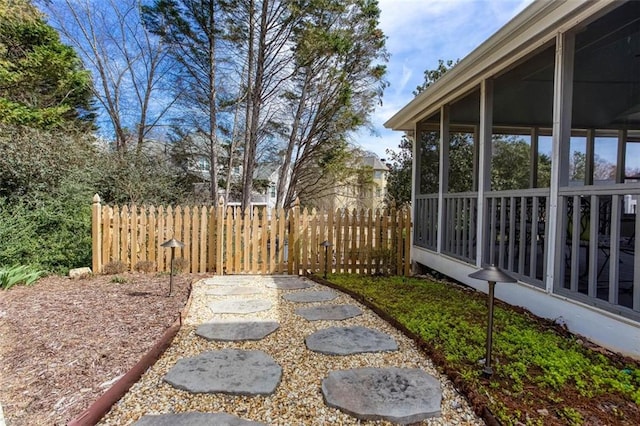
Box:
385 1 640 358
190 155 289 210
320 152 389 211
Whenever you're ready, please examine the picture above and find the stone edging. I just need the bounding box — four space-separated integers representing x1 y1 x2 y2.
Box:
67 281 195 426
305 273 501 426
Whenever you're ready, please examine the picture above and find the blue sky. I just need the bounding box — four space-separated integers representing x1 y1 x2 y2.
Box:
359 0 533 159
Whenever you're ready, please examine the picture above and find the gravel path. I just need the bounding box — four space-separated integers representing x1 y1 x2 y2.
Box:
100 276 484 425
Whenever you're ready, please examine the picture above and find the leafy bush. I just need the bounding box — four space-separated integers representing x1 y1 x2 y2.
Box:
0 265 45 290
0 196 92 274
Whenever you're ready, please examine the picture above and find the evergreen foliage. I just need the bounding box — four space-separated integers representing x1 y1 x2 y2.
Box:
0 0 94 128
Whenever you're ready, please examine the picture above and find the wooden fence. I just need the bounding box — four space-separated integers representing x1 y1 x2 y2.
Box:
91 194 412 276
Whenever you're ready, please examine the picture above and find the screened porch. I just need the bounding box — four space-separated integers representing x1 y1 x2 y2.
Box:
412 1 640 321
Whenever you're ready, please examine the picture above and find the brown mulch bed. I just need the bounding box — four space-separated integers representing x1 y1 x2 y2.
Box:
0 272 199 426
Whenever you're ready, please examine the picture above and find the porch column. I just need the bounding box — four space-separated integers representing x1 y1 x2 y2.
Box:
585 129 595 185
548 31 575 293
410 125 417 253
476 79 493 266
616 129 627 183
437 105 450 253
530 127 539 188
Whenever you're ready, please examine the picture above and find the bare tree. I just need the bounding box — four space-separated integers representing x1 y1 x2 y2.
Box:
41 0 178 152
235 0 298 212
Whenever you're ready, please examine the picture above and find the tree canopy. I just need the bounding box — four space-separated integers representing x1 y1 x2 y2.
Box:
0 0 94 128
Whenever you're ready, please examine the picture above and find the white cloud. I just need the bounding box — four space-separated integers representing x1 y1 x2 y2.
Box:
364 0 535 159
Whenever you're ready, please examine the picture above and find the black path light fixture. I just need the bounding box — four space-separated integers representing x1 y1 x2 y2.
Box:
320 240 332 279
161 237 185 296
468 264 516 378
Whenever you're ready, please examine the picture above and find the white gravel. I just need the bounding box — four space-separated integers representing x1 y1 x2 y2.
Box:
100 275 484 426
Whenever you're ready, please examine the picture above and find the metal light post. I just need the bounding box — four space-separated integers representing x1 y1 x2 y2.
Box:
468 265 516 377
161 238 185 296
320 240 332 279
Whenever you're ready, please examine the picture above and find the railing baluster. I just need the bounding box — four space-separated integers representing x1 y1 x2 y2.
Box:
608 195 621 304
588 195 599 298
508 196 516 272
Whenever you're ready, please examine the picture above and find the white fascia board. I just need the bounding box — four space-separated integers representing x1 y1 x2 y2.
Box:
384 0 618 131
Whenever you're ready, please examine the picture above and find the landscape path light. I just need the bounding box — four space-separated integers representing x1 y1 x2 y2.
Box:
468 264 516 378
161 238 185 296
320 240 332 279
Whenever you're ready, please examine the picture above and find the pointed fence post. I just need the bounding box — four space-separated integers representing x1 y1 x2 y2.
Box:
92 194 102 274
216 196 225 275
288 198 300 275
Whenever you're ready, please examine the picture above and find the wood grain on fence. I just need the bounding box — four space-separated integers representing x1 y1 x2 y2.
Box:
91 195 411 276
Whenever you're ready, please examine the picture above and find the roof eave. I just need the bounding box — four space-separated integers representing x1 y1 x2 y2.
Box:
384 0 611 131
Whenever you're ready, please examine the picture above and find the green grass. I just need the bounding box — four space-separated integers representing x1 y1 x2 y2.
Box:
328 273 640 425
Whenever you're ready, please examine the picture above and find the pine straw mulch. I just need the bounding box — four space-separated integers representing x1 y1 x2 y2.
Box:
0 272 200 426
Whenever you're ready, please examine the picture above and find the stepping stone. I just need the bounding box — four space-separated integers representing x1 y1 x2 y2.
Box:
196 320 279 341
209 299 273 314
164 349 282 395
206 286 265 296
295 304 362 321
134 412 266 426
305 326 398 355
322 368 442 424
265 279 312 290
283 290 338 303
202 278 251 286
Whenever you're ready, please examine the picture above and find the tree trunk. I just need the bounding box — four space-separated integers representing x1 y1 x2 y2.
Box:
208 0 219 202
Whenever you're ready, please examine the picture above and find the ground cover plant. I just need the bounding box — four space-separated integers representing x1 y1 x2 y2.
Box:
328 273 640 425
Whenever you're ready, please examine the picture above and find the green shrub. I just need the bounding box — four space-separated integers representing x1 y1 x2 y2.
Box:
111 276 127 284
0 265 45 290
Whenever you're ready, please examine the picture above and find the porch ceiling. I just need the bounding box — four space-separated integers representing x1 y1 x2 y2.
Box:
413 1 640 132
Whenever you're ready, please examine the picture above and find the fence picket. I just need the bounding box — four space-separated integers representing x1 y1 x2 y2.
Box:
112 205 120 265
192 206 200 272
226 206 233 274
120 205 129 268
148 206 156 269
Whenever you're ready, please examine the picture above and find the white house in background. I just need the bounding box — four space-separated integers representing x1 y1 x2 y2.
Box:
191 156 290 210
317 152 389 211
385 0 640 358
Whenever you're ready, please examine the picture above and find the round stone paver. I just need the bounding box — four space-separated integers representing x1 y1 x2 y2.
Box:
282 290 338 303
134 412 267 426
209 299 273 314
206 286 266 296
305 326 398 355
265 279 313 290
295 304 362 321
322 368 442 424
164 349 282 395
196 320 279 341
